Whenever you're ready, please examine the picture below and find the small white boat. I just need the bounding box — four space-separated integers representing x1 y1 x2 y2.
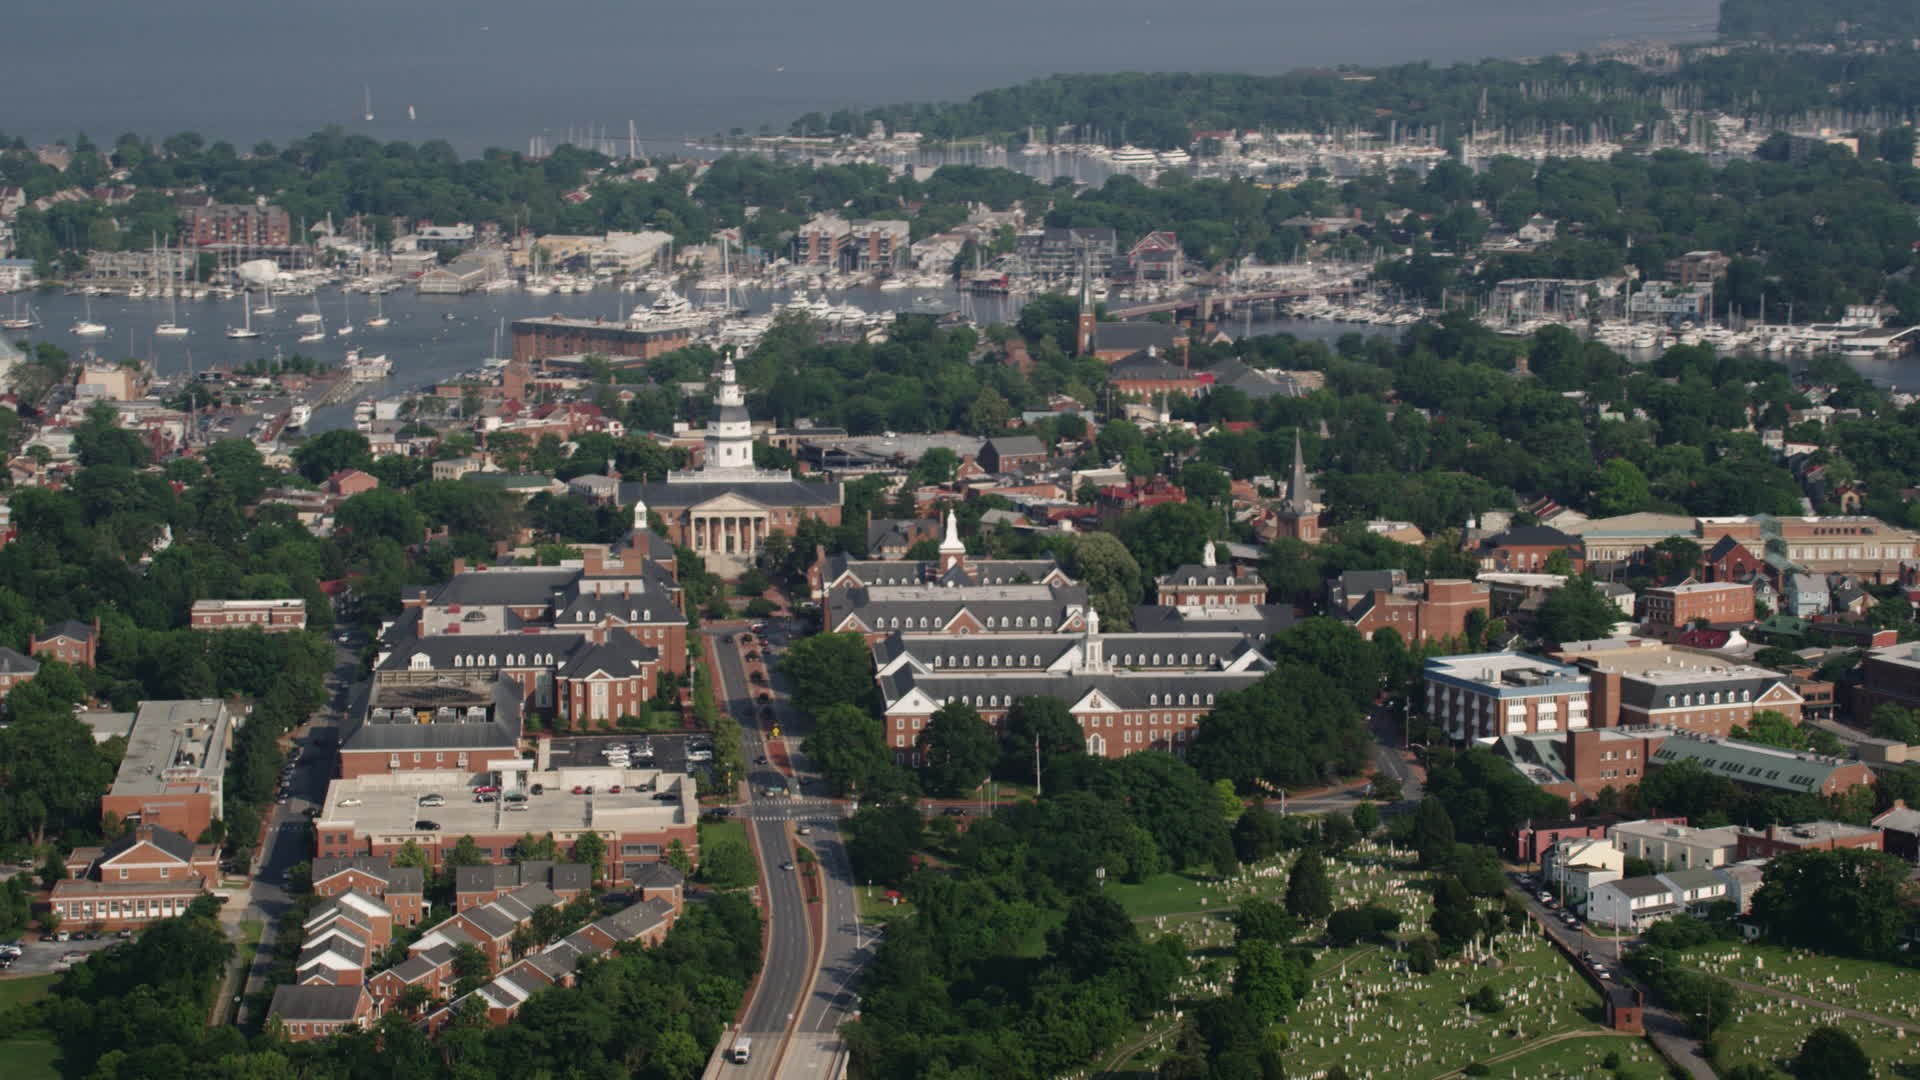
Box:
226 292 262 339
336 323 355 337
71 319 107 336
287 404 312 429
155 322 189 337
297 325 325 343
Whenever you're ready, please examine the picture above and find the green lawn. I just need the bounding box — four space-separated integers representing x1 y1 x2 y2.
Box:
0 973 57 1013
1106 872 1227 920
699 819 748 853
0 1036 59 1080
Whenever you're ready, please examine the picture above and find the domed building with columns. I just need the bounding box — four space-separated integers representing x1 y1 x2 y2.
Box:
621 357 843 576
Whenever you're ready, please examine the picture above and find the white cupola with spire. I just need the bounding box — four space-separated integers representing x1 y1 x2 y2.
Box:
1202 540 1217 568
938 508 966 572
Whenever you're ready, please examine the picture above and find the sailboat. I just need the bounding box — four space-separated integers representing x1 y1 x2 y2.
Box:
407 104 416 122
295 293 322 324
335 290 355 336
156 288 189 336
362 84 374 122
365 293 390 328
3 298 37 330
225 292 261 339
253 285 277 316
71 294 106 336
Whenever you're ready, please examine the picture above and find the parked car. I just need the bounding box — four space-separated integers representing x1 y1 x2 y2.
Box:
530 783 544 796
472 785 500 794
608 785 623 794
504 793 528 804
473 793 497 803
572 785 586 795
414 820 441 831
796 826 811 836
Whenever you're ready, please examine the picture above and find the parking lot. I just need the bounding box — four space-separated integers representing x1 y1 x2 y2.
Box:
547 732 704 777
3 931 124 976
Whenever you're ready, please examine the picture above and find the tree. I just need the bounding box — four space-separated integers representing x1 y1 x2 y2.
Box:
1412 798 1456 867
698 835 759 889
291 429 373 484
1231 941 1310 1023
780 632 876 717
1732 709 1806 750
1429 875 1482 953
1869 703 1920 744
1001 694 1085 781
1284 848 1333 922
1751 847 1909 958
919 701 997 798
1791 1025 1871 1080
1321 812 1360 854
1067 531 1144 630
804 703 900 797
845 801 922 884
1352 801 1380 834
1536 574 1621 643
1591 457 1651 516
571 830 607 881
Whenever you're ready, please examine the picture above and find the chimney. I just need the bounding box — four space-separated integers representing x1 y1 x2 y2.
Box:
453 558 468 576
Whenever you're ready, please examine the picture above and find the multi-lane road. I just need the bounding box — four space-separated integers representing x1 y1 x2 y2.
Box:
708 624 866 1079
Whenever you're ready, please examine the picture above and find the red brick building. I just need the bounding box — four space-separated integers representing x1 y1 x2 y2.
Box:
1700 534 1767 584
1733 821 1883 861
31 618 97 668
1643 582 1755 628
51 825 219 931
312 856 428 927
269 985 375 1042
1348 579 1491 644
1476 525 1586 573
326 469 379 498
190 598 308 633
1156 542 1265 607
180 200 290 247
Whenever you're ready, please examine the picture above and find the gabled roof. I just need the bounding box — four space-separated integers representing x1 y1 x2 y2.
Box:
100 825 197 866
590 897 675 943
981 435 1046 458
557 635 659 680
1482 525 1582 548
0 647 39 675
629 863 684 890
36 619 93 643
270 984 368 1023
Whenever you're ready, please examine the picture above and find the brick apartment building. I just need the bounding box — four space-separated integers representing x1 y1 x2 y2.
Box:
190 598 308 633
1424 652 1594 740
1642 582 1755 628
312 856 428 927
179 199 291 247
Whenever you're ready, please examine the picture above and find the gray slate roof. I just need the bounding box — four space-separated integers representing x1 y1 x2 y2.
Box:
881 667 1262 712
270 984 367 1022
592 897 675 942
311 855 426 895
1129 604 1298 642
0 647 40 676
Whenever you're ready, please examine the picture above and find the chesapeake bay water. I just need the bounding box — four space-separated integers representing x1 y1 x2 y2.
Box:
11 0 1718 153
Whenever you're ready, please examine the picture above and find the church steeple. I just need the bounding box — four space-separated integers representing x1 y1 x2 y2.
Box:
1285 431 1318 510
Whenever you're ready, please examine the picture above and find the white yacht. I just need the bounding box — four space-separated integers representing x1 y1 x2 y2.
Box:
1158 148 1191 167
1110 145 1158 168
286 405 312 430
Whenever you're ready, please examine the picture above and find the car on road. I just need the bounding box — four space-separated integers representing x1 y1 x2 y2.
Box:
755 755 769 765
417 794 446 808
687 748 713 762
796 826 811 836
652 792 677 801
473 785 500 794
530 783 544 796
608 785 622 794
413 820 441 831
339 798 363 807
505 801 530 812
505 793 527 804
473 793 497 803
779 861 795 871
942 807 968 816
